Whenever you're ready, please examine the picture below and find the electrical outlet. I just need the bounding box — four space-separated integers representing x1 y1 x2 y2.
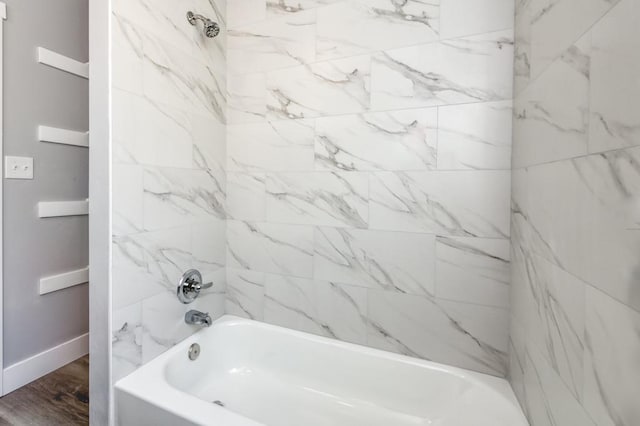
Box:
5 156 34 179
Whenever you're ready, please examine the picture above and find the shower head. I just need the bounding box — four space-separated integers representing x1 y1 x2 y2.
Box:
187 11 220 38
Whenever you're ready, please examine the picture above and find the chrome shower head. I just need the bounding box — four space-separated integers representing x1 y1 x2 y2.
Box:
187 11 220 38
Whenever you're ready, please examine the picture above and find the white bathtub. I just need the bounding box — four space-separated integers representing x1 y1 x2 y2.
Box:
115 316 528 426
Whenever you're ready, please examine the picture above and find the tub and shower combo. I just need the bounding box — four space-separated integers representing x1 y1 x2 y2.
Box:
117 317 527 426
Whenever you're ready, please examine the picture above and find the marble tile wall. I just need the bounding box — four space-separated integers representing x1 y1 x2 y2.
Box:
110 0 227 382
510 0 640 424
225 0 515 377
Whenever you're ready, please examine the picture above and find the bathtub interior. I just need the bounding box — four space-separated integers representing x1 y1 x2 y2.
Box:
159 318 526 426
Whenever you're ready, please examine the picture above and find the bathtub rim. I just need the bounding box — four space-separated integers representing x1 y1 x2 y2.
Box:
115 315 527 426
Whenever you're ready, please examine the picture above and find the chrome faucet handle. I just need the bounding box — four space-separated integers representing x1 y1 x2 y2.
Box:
177 269 213 304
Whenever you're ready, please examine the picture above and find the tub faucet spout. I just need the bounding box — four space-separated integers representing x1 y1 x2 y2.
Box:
185 310 212 327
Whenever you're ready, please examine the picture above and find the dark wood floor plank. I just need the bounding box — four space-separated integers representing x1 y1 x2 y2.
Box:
0 355 89 425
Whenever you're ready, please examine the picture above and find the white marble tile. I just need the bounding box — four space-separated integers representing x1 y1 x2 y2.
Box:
521 254 586 401
527 0 620 81
440 0 514 39
112 14 143 95
228 10 316 74
227 120 315 172
227 73 266 124
435 237 510 308
227 220 314 277
522 346 596 426
264 274 367 344
316 0 439 61
366 291 508 376
142 33 225 121
112 302 143 383
192 113 226 174
437 101 512 170
141 289 225 363
523 149 640 312
226 268 265 320
589 0 640 153
112 90 194 168
314 108 437 172
266 172 369 228
508 319 527 411
227 0 266 29
513 34 590 168
112 227 192 309
191 219 226 276
314 227 436 296
267 55 371 119
263 274 323 335
266 0 341 17
369 170 510 237
583 286 640 426
113 0 197 55
371 30 514 110
314 280 368 345
113 164 144 236
143 167 225 231
226 173 267 221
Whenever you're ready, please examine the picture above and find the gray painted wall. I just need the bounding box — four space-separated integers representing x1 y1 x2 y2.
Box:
3 0 88 366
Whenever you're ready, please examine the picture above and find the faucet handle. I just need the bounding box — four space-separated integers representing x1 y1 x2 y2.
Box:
177 269 214 304
197 281 213 291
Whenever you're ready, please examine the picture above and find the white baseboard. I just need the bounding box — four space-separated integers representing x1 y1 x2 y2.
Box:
2 333 89 395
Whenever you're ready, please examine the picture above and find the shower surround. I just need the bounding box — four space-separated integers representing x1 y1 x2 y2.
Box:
110 0 228 382
110 0 516 386
224 0 515 377
509 0 640 425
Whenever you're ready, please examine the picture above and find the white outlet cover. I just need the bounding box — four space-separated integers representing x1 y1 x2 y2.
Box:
5 156 34 179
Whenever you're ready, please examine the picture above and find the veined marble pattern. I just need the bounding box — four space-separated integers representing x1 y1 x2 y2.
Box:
141 27 226 122
228 11 316 74
437 101 513 170
314 108 438 172
371 30 514 110
435 237 510 308
522 149 640 312
226 173 266 221
143 167 225 230
522 346 596 426
112 302 143 383
112 0 227 384
369 171 510 237
227 119 315 172
109 0 524 386
226 220 314 277
266 0 342 17
264 274 368 344
511 1 640 424
440 0 514 39
226 268 265 320
141 288 225 363
316 0 439 61
583 286 640 426
589 0 640 153
227 73 266 124
366 291 508 376
266 55 371 119
513 34 590 168
266 172 369 228
525 0 620 81
314 227 436 296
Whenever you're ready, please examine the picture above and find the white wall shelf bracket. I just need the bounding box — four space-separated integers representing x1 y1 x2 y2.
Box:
38 200 89 218
38 125 89 148
37 47 89 79
39 267 89 295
